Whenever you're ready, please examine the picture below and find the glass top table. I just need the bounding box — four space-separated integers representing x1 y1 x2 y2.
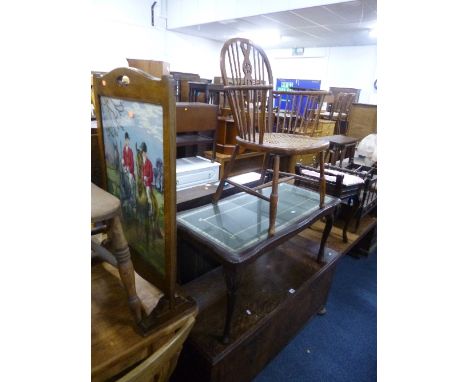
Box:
177 182 339 344
177 183 333 258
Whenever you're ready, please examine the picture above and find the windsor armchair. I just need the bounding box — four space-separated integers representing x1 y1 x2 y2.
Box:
213 37 330 236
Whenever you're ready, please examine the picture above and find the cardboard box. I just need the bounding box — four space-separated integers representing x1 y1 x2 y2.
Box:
126 59 170 78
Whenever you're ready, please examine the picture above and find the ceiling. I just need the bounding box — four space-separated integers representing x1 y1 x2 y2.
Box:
168 0 377 49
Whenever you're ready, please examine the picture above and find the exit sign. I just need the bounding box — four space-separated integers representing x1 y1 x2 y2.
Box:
292 47 304 56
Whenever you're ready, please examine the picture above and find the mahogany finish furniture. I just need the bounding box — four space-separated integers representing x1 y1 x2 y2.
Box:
295 164 365 243
328 87 361 105
170 71 201 101
188 82 228 109
178 183 340 343
91 182 143 327
214 37 331 237
325 134 360 167
343 162 377 231
176 102 218 161
188 81 210 103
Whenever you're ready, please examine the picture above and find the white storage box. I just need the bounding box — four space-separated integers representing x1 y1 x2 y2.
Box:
176 156 221 191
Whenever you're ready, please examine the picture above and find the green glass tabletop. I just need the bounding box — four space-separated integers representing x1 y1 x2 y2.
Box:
177 183 332 255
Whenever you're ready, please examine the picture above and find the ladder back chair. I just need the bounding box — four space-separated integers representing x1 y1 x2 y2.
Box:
213 38 330 236
325 92 356 134
273 90 328 135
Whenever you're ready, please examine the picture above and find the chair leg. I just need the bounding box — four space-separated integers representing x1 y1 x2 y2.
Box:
213 145 239 203
260 153 270 184
211 128 218 162
268 155 280 237
109 214 143 323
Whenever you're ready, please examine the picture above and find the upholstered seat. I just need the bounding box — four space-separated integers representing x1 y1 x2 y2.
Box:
301 168 365 187
91 183 121 223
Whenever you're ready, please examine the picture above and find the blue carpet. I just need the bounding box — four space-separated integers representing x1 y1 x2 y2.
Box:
254 251 377 382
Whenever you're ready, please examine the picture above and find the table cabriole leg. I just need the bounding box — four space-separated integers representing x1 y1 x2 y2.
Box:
318 213 334 263
222 266 242 344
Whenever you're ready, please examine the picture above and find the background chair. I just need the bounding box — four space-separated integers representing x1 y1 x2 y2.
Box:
295 163 365 243
213 37 329 236
322 92 356 134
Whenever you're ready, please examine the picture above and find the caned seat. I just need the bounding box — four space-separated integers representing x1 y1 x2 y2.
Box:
237 132 328 154
213 38 330 236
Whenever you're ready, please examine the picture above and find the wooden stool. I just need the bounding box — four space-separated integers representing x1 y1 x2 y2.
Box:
325 135 359 167
91 182 143 325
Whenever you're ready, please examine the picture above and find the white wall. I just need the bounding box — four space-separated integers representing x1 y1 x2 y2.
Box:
90 0 376 102
266 45 377 104
165 32 222 79
90 0 222 79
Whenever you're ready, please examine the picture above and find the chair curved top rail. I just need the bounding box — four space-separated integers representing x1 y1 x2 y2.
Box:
220 37 273 87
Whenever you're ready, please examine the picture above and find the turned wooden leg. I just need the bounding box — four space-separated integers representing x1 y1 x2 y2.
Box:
268 155 280 237
213 145 240 203
318 213 334 263
319 151 326 209
259 153 270 184
222 267 241 344
109 214 143 323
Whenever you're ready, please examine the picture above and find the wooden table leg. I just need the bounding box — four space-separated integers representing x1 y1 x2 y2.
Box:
109 214 143 323
222 266 242 344
342 195 360 243
318 213 334 263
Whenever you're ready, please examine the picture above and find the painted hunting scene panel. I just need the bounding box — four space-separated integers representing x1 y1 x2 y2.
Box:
101 96 165 276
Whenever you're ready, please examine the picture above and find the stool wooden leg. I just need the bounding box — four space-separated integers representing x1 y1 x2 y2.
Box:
109 215 143 323
339 145 346 167
268 155 280 237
